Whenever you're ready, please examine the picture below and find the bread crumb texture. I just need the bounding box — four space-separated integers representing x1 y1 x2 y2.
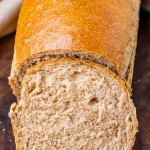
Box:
9 59 138 150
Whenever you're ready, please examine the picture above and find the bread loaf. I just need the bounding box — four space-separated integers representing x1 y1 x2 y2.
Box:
9 0 140 149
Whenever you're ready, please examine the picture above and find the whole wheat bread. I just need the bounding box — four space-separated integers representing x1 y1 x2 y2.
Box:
10 58 138 150
9 0 140 149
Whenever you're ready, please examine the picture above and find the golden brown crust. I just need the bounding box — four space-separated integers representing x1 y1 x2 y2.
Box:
126 49 136 92
9 103 21 150
126 0 140 91
13 0 139 77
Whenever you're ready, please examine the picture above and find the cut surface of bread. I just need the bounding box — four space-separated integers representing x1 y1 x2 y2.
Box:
9 58 138 150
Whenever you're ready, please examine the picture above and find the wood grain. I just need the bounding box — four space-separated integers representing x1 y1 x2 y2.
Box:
0 33 16 150
132 10 150 150
0 10 149 150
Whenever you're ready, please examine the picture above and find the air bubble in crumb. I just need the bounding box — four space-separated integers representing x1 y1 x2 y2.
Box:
2 129 5 131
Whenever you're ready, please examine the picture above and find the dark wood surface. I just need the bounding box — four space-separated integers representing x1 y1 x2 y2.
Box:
0 10 150 150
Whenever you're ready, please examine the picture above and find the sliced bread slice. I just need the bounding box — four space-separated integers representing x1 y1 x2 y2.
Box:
9 58 138 150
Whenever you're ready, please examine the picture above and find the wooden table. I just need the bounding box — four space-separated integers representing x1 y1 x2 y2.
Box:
0 10 150 150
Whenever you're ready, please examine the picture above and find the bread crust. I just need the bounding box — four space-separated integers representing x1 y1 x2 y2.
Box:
9 0 140 97
9 103 21 150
